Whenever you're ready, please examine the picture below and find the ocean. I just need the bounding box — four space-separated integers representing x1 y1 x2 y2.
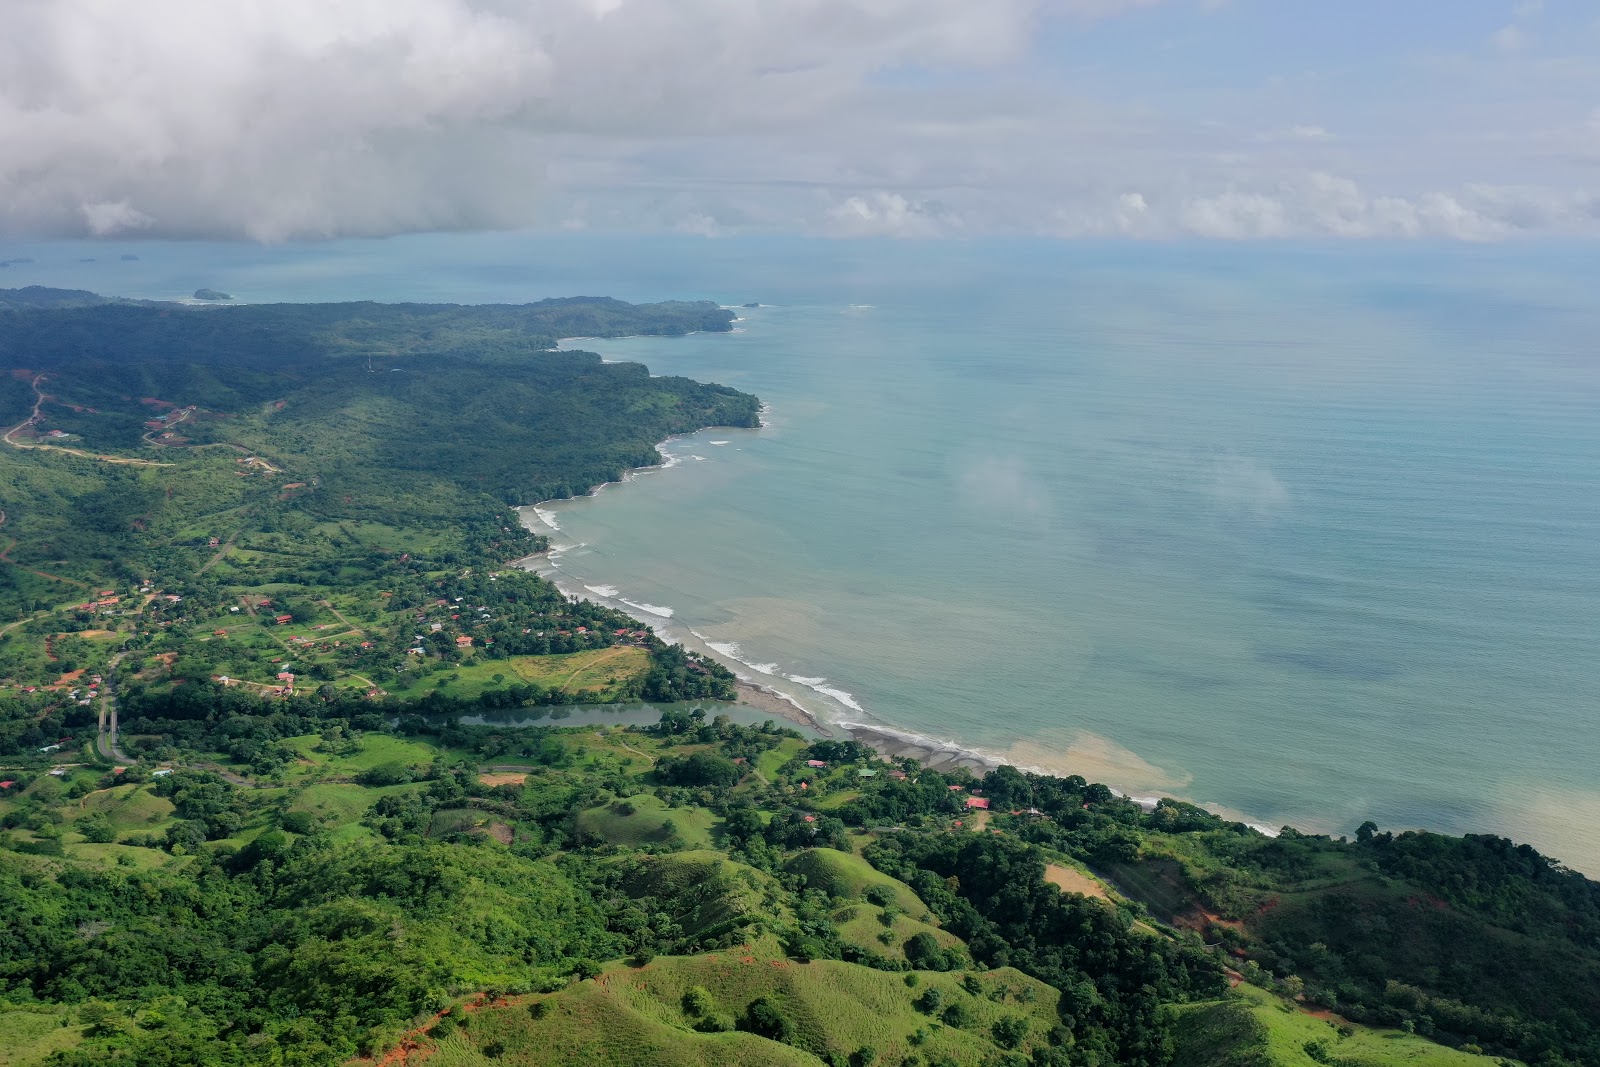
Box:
6 234 1599 870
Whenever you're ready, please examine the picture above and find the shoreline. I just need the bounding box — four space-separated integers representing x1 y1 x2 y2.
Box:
511 419 1177 797
515 430 1283 830
509 336 1263 829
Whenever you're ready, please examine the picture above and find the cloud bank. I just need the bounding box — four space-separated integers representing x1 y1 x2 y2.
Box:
2 0 1598 240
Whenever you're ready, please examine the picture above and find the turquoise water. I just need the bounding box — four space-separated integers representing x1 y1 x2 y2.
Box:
6 235 1599 869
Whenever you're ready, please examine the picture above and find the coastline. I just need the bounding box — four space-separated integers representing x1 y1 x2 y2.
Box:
508 339 1264 830
512 432 1190 806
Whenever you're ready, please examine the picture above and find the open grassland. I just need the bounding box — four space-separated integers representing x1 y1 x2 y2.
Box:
577 794 718 849
832 903 961 963
509 646 651 694
72 783 175 831
423 948 1060 1067
381 646 650 703
287 781 416 833
783 848 931 917
279 732 441 780
1171 985 1513 1067
0 1006 82 1067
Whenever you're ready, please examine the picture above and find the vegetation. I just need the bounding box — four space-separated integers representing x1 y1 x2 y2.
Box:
0 287 1593 1067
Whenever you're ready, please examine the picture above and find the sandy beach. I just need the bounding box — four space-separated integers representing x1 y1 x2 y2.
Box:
733 681 831 733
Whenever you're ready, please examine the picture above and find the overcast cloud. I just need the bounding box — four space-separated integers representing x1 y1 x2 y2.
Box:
3 0 1599 241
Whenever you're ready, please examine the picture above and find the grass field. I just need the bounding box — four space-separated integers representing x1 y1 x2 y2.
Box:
577 794 718 849
832 904 962 964
382 646 651 702
509 647 650 693
71 784 175 833
1171 984 1511 1067
0 1005 82 1067
287 781 417 838
278 732 441 781
783 849 931 918
419 944 1060 1067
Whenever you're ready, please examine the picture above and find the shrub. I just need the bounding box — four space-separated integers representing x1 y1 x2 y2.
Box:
739 996 793 1043
358 761 416 786
940 1001 973 1029
992 1015 1029 1049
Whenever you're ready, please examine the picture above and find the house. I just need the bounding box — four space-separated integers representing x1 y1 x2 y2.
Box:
208 537 220 547
888 769 908 780
151 768 174 777
455 635 473 647
964 796 990 810
856 768 878 779
805 760 827 768
430 622 442 631
275 614 293 625
38 743 62 753
213 629 227 636
48 768 66 777
276 672 295 684
0 781 15 789
408 647 426 655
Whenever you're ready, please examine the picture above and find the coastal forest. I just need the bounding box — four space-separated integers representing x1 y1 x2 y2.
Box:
1 288 1597 1067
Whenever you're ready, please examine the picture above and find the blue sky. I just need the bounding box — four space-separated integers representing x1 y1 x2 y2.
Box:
1 0 1596 240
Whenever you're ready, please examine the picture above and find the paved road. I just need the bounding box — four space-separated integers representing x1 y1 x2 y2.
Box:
95 651 134 763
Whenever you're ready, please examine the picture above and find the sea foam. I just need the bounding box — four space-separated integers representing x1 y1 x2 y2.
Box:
699 639 779 676
620 599 675 618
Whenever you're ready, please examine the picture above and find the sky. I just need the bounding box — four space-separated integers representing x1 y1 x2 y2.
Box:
3 0 1599 241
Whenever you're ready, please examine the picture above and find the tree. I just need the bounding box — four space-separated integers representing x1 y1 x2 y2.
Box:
739 996 793 1043
992 1015 1030 1049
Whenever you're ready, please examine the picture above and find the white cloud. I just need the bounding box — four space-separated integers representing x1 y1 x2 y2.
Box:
826 192 952 237
0 0 1043 240
79 200 154 236
1 0 1596 241
955 455 1052 522
1208 455 1289 517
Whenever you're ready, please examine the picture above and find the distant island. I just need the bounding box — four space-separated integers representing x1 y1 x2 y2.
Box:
191 287 232 301
0 287 1595 1067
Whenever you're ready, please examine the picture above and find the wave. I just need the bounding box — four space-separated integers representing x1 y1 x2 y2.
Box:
709 440 731 446
584 584 620 599
531 507 561 531
620 598 675 618
697 638 780 677
786 674 865 713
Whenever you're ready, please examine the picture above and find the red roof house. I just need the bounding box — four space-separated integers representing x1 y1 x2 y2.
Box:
964 796 990 810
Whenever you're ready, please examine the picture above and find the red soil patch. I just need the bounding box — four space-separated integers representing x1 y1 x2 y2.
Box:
476 772 527 787
1044 863 1110 901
